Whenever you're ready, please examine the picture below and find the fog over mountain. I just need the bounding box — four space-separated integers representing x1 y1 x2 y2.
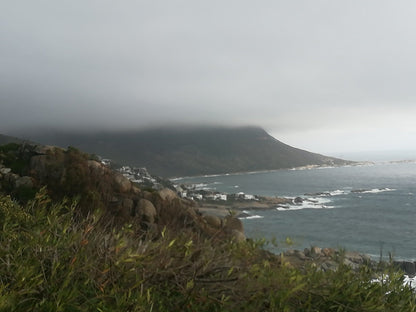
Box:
1 1 416 155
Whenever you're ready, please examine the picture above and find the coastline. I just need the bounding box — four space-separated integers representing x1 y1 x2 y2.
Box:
196 196 291 217
170 161 369 181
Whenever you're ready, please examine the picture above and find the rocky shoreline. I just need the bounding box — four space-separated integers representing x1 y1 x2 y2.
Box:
196 201 416 280
196 196 292 217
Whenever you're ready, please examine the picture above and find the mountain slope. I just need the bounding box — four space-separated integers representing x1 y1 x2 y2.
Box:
16 126 352 177
0 133 30 145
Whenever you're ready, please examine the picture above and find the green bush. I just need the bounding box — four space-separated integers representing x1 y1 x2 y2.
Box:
0 190 414 311
0 143 30 175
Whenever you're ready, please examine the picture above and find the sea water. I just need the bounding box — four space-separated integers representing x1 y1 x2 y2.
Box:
175 162 416 261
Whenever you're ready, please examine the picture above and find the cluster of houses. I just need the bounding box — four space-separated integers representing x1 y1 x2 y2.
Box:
100 158 258 203
101 159 165 190
118 166 158 185
173 183 258 203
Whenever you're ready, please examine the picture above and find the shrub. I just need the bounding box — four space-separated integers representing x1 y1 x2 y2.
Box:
0 190 414 311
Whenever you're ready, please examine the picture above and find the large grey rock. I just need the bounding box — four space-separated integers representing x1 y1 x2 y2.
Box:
224 215 244 233
158 188 178 201
322 248 335 257
320 261 338 272
310 246 322 258
88 160 107 174
15 176 33 188
137 199 157 223
293 197 303 204
113 173 132 193
230 229 246 243
0 167 11 174
203 215 222 229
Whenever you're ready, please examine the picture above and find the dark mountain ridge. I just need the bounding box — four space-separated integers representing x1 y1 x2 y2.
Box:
13 126 353 177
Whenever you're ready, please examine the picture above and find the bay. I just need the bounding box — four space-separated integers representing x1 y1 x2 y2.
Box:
176 162 416 261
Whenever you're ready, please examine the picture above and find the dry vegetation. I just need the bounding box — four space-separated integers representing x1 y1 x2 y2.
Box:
0 190 415 311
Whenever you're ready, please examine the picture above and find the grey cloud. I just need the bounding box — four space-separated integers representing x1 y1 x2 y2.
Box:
1 1 416 152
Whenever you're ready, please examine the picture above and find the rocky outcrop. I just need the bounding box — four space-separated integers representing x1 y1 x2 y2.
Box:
282 247 373 272
0 142 246 242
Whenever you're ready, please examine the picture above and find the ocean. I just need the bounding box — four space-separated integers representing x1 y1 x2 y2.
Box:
175 161 416 261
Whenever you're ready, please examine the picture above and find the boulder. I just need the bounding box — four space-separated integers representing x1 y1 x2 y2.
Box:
113 173 132 193
88 160 108 175
310 246 322 258
322 248 335 257
137 199 157 223
343 258 360 271
230 229 246 243
294 250 307 260
0 167 11 174
224 215 244 233
203 215 222 229
15 176 33 189
320 261 338 272
344 251 369 264
158 188 178 201
293 197 303 204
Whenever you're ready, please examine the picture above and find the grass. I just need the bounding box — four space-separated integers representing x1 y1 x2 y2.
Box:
0 189 415 311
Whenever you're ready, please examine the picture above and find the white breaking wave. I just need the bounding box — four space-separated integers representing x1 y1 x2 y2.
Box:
244 215 264 219
276 186 396 212
276 197 334 211
310 187 396 197
329 189 349 196
359 188 396 194
238 211 264 220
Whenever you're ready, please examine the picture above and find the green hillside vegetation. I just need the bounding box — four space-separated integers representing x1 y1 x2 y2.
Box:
1 191 415 311
18 126 353 177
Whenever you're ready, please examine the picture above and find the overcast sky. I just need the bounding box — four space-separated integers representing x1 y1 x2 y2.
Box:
1 1 416 155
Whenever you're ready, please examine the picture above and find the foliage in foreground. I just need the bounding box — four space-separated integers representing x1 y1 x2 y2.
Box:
0 190 415 311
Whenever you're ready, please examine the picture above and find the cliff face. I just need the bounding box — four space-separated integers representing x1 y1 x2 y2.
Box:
0 142 244 241
18 126 353 177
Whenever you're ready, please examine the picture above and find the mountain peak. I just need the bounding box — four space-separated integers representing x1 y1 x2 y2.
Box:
12 126 353 177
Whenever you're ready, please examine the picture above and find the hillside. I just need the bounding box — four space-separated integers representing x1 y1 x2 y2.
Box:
0 133 30 145
17 126 353 177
